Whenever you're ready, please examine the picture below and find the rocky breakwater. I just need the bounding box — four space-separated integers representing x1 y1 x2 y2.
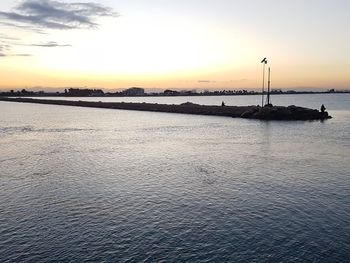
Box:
0 98 331 121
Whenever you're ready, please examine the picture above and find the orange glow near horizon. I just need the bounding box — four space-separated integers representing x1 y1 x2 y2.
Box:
2 59 349 91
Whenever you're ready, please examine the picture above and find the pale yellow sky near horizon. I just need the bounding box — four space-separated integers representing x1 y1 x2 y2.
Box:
0 0 349 91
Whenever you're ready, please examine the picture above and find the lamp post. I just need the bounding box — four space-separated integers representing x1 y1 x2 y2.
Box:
261 58 267 107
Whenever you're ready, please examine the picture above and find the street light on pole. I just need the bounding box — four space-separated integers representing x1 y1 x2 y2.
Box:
261 57 267 107
267 67 271 106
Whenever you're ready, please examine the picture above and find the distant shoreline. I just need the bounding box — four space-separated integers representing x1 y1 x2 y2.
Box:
0 89 349 98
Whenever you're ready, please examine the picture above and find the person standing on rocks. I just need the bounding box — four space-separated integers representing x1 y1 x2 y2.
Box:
321 104 326 113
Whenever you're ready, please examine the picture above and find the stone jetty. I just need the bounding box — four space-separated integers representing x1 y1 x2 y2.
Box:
0 97 331 121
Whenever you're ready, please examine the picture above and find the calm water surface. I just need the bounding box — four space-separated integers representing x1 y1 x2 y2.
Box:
1 94 350 262
27 93 350 110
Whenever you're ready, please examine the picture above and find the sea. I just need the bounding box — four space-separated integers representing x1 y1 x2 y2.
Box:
1 94 349 262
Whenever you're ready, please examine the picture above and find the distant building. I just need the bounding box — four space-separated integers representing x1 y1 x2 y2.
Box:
271 89 283 94
123 87 145 96
67 88 104 96
90 89 105 96
164 89 179 95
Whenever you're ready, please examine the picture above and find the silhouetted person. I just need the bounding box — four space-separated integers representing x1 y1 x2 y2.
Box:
221 101 225 106
321 104 326 113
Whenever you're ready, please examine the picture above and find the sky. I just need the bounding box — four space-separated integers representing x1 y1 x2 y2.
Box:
0 0 349 91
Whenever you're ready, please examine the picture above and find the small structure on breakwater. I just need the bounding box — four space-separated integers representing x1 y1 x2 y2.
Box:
0 97 331 121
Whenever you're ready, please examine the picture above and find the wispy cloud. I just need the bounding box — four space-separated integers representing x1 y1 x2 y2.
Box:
0 43 10 52
0 34 20 41
1 44 31 57
15 41 72 47
0 0 117 30
0 21 48 34
1 38 70 57
198 80 216 84
0 1 117 58
0 51 32 57
13 54 32 57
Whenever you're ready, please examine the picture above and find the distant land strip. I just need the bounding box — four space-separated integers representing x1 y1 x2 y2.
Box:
0 97 331 121
0 87 349 98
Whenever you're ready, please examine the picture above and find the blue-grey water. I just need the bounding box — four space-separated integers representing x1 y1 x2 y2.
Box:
25 93 350 110
1 94 350 262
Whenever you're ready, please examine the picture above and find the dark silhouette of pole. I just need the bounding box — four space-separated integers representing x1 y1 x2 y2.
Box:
267 67 270 105
261 58 267 107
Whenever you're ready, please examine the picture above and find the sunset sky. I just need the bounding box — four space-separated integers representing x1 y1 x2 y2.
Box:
0 0 349 91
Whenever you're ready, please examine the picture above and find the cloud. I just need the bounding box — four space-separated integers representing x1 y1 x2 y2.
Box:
0 44 10 52
30 41 71 47
198 80 216 83
0 1 117 58
0 32 71 58
0 21 48 34
16 41 72 47
0 52 32 57
12 54 32 57
0 42 32 57
0 0 117 30
0 34 20 41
